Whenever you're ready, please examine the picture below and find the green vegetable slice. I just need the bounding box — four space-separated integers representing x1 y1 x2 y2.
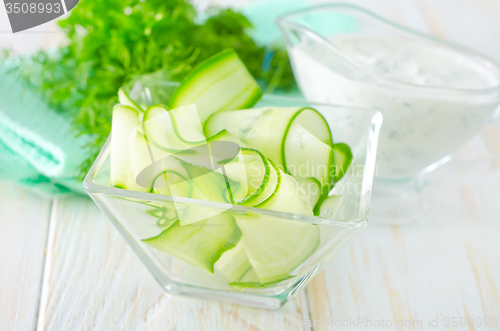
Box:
129 131 190 193
110 104 149 192
298 178 322 209
115 81 349 281
217 148 271 206
251 159 280 207
127 130 171 188
130 127 272 210
118 88 143 113
257 169 313 214
206 129 248 147
145 204 178 230
238 268 259 283
181 161 239 203
234 169 318 284
205 130 275 206
332 143 353 183
315 195 343 218
215 241 251 282
285 122 334 187
169 49 263 124
205 106 334 188
170 146 273 210
143 213 241 274
152 170 192 198
143 104 206 153
228 268 292 288
236 214 319 284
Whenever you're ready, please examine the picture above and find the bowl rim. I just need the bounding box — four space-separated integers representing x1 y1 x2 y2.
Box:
83 93 383 229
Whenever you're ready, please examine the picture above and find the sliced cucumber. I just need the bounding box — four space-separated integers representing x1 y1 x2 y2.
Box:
298 178 322 208
205 106 334 187
143 104 206 153
206 129 248 147
250 159 280 207
181 160 239 204
133 148 190 193
215 241 251 282
143 213 241 274
140 162 231 225
152 170 192 198
168 164 238 226
315 195 343 218
211 152 251 203
285 122 334 187
236 215 320 284
171 147 271 211
118 88 143 113
229 268 292 288
239 268 259 283
145 204 178 229
169 49 262 124
257 169 313 215
235 169 319 284
146 204 178 221
332 143 353 183
151 173 171 196
110 104 149 192
110 51 354 282
206 131 277 205
127 130 164 187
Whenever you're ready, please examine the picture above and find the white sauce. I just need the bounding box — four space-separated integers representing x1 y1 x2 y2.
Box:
291 35 500 179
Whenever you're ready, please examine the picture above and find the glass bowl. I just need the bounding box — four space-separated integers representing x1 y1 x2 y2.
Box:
83 94 382 309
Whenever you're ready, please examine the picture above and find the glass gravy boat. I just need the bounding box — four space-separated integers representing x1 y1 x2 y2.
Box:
277 4 500 181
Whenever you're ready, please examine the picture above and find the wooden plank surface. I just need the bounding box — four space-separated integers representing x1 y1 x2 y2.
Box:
0 181 52 331
38 196 312 330
2 0 500 330
306 179 500 330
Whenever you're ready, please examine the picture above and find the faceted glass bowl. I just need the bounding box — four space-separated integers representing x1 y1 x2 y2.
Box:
83 94 382 309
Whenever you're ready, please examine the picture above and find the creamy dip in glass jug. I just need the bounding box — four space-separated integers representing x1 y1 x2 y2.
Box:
278 5 500 180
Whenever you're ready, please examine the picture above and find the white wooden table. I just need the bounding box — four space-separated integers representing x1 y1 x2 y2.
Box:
1 1 500 330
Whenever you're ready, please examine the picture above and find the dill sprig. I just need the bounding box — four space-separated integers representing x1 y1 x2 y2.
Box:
9 0 296 178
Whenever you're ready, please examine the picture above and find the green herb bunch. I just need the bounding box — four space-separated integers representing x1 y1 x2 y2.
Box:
11 0 296 177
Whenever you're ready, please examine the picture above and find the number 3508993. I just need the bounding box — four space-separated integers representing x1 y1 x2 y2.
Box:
5 2 61 14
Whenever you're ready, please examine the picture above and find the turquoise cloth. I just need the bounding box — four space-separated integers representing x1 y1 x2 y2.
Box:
0 66 92 196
